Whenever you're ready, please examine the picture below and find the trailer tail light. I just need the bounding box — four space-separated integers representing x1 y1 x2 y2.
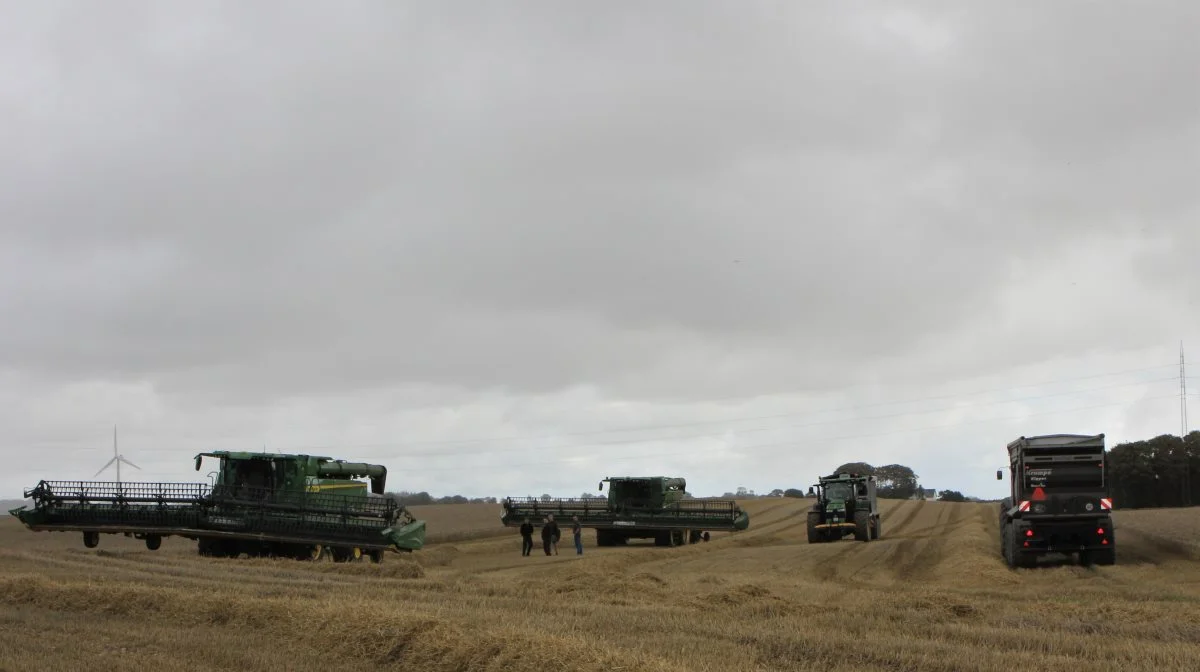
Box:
1100 498 1112 510
1102 539 1108 545
1023 541 1030 547
1025 529 1034 537
1031 487 1047 501
1097 528 1105 535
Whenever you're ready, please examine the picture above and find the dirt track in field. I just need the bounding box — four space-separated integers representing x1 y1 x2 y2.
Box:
2 498 1199 671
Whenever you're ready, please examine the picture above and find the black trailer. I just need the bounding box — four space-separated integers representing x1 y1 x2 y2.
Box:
997 433 1115 568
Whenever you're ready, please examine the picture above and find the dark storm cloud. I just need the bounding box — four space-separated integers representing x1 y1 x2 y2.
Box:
0 1 1196 406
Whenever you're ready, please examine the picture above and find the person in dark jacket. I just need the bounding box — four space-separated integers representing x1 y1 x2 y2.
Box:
519 517 534 556
542 514 560 556
571 515 583 555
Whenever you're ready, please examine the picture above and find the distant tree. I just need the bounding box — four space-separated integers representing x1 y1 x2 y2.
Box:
1107 431 1200 509
833 462 875 477
768 488 784 497
783 488 805 498
937 490 967 503
874 464 919 499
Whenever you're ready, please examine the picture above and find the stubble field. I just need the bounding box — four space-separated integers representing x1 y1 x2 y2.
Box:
2 498 1199 671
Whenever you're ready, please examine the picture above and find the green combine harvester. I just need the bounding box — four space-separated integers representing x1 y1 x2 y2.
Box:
9 451 426 562
501 476 750 546
806 471 881 543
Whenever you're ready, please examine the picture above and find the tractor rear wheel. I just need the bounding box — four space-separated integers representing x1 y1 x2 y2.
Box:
854 511 870 541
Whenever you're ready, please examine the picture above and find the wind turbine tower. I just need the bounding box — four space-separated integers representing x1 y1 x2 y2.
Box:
95 425 141 482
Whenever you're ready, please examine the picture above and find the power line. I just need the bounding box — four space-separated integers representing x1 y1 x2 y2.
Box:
49 373 1180 460
183 362 1181 454
412 392 1184 473
7 393 1184 492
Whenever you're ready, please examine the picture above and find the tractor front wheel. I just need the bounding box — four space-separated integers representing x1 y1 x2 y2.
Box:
806 512 822 544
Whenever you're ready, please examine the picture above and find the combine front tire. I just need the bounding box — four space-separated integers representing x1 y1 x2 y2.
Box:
872 516 882 540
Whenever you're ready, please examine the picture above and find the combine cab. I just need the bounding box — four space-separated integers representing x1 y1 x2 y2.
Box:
9 451 426 562
997 433 1115 568
500 476 750 547
806 472 880 543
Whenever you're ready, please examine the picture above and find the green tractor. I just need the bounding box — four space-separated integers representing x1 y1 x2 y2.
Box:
806 472 881 543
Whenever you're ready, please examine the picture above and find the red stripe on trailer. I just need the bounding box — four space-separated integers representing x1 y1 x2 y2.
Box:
1100 498 1112 510
1018 500 1030 511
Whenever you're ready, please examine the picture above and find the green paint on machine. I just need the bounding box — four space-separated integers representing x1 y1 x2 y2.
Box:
500 476 750 547
10 451 426 563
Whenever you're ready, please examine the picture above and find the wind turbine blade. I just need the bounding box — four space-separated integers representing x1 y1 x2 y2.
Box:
118 457 142 470
94 457 117 477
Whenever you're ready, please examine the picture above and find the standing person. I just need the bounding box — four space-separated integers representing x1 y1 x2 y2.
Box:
519 517 534 557
541 514 559 556
571 515 583 555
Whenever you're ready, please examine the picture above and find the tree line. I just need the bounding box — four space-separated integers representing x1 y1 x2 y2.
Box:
1107 431 1200 509
382 431 1200 510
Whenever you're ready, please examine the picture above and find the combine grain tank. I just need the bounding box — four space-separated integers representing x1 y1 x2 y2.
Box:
500 476 750 546
9 451 426 562
997 433 1115 568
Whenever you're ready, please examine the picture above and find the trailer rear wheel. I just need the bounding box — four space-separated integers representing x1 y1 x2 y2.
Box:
145 535 162 551
82 531 99 549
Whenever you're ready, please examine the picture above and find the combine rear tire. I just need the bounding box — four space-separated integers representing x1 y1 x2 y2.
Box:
854 511 870 542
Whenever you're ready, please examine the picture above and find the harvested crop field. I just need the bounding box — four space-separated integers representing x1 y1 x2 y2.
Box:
2 499 1199 671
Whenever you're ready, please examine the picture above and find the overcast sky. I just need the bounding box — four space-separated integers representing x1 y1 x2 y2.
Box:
1 2 1198 502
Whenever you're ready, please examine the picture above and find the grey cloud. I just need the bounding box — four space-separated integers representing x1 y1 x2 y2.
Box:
0 3 1197 499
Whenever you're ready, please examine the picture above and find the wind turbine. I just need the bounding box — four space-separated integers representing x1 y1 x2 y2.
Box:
94 425 141 482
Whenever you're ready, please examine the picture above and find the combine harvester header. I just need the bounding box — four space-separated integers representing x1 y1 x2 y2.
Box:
500 475 750 547
9 450 426 563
